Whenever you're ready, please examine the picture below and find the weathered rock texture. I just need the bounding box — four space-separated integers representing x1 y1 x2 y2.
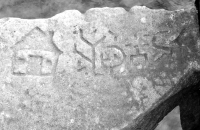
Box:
0 4 199 130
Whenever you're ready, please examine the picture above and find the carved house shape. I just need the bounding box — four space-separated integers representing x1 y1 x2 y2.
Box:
12 27 62 76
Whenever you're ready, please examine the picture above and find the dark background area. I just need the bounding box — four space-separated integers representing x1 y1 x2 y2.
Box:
0 0 199 130
0 0 198 19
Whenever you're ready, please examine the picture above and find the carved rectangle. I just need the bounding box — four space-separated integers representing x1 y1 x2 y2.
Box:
12 50 58 76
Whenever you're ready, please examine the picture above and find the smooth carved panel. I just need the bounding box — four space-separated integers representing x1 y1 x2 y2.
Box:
12 27 62 76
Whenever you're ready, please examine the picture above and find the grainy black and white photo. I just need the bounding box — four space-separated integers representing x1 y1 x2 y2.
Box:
0 0 199 130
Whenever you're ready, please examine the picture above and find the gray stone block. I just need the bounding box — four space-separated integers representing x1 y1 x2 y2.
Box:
0 4 199 130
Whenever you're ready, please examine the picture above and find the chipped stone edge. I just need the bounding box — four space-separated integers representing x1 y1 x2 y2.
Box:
0 5 196 21
52 5 196 18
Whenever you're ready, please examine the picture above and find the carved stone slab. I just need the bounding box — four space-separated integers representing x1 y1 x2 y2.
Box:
0 5 199 130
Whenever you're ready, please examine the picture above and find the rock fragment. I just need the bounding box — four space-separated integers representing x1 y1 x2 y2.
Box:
0 3 199 130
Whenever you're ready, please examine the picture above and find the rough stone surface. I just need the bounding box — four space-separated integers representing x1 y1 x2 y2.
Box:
0 4 199 130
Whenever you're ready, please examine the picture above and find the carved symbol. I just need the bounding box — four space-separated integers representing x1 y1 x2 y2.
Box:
76 60 87 72
100 30 126 69
100 45 126 73
74 29 106 75
12 27 62 76
13 50 59 76
152 35 173 61
130 45 148 67
108 30 118 41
